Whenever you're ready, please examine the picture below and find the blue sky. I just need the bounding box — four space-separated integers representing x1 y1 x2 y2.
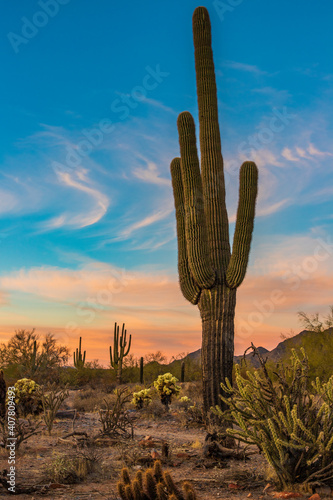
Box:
0 0 333 363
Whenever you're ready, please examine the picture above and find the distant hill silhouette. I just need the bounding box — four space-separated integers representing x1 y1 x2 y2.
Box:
179 328 333 369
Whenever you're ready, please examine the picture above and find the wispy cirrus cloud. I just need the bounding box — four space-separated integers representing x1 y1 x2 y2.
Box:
119 205 174 239
282 147 299 162
308 143 333 157
43 168 109 229
223 60 267 76
132 157 170 186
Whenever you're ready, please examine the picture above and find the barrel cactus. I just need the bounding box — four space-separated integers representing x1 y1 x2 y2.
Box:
170 7 258 415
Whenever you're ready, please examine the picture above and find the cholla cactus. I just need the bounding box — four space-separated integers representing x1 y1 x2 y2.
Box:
132 388 152 409
214 346 333 489
154 373 180 409
11 378 43 417
117 460 197 500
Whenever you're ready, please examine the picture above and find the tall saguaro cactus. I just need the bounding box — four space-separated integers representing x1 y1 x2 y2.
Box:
110 322 132 384
170 7 258 415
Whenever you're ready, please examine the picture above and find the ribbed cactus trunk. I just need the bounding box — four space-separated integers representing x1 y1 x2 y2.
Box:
199 286 236 412
170 7 258 415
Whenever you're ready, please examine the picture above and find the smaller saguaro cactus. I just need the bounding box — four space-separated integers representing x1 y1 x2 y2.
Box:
73 337 86 369
31 340 37 372
180 361 185 383
26 339 38 378
110 322 132 384
0 370 6 418
140 356 144 384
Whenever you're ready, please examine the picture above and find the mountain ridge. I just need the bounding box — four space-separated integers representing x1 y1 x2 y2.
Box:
177 328 333 368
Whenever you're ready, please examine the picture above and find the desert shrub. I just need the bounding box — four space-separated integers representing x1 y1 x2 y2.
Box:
132 388 152 409
73 388 114 413
153 373 180 409
44 451 98 484
0 330 69 383
142 397 166 419
11 378 43 417
98 387 133 438
169 358 202 382
172 395 192 412
59 365 116 389
36 383 69 434
177 402 205 428
180 381 203 401
0 416 42 450
298 305 333 333
214 345 333 489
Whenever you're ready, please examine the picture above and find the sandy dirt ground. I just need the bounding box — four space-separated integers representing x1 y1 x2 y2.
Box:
0 391 331 500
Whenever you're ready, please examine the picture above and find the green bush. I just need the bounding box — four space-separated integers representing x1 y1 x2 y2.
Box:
59 366 116 389
214 346 333 489
43 453 95 484
0 330 69 383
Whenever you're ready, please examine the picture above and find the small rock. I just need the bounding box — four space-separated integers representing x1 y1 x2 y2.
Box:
316 487 331 498
49 483 68 489
271 493 303 499
139 439 156 448
309 495 321 500
151 449 160 459
228 483 241 490
247 494 253 498
175 452 190 459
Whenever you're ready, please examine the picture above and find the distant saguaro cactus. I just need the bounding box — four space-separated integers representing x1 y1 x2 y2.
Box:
27 339 38 377
139 356 144 384
0 370 6 418
181 361 185 383
110 322 131 384
73 337 86 369
170 7 258 415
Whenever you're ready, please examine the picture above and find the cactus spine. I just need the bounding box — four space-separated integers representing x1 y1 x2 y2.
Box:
110 322 131 384
73 337 86 369
170 7 258 414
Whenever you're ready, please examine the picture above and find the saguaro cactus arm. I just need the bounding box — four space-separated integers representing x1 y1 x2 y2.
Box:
170 158 201 305
120 323 131 356
177 112 215 289
193 7 231 279
226 162 258 289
